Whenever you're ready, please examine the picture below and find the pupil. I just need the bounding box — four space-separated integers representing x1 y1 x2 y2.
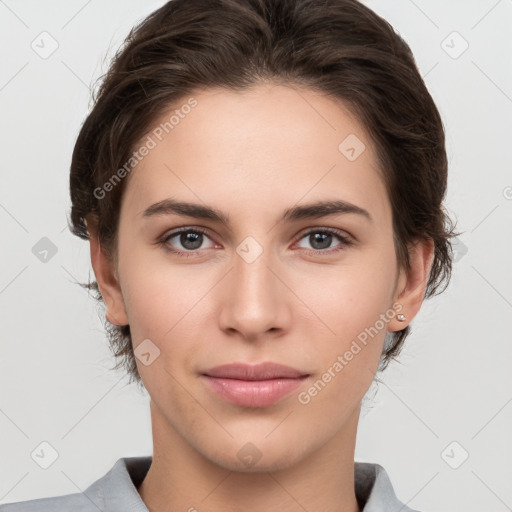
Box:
311 233 331 250
181 232 202 250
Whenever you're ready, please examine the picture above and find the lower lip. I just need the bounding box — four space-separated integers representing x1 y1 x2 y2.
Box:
201 375 309 407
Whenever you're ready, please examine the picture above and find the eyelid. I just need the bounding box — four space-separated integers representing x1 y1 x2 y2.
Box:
292 227 354 254
294 225 353 243
160 225 353 242
159 225 354 257
159 226 216 246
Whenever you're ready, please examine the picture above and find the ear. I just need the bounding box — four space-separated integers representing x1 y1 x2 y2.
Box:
389 238 434 332
87 221 129 326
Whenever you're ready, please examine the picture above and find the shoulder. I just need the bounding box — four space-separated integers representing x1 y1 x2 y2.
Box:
0 456 151 512
0 491 97 511
355 461 423 512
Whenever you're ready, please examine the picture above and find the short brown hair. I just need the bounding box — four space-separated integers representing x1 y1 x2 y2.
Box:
69 0 457 387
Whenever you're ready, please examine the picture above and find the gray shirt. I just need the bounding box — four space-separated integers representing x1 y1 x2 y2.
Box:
0 456 421 511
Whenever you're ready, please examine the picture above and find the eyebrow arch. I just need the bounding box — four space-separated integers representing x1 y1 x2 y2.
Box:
141 198 372 225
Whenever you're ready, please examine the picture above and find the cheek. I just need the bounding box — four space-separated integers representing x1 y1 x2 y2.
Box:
118 221 397 371
292 246 398 377
117 235 200 332
120 265 207 345
293 279 393 418
117 242 222 388
301 247 396 329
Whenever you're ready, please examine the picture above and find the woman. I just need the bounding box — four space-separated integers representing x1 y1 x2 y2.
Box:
0 0 455 510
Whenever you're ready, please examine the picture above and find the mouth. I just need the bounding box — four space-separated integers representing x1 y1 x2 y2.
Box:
201 362 310 408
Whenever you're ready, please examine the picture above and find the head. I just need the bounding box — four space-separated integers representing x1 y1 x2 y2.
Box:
69 0 456 470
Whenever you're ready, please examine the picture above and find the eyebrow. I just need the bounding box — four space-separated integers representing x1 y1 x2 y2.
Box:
141 198 372 225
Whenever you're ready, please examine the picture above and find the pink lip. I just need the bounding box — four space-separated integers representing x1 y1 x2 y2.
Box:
201 362 310 408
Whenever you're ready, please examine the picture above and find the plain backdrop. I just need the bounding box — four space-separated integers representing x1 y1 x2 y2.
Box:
1 1 511 511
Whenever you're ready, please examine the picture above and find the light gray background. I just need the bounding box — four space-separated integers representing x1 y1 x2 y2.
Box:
1 1 511 511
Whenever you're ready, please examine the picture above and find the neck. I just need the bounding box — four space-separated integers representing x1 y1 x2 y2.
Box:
138 401 361 512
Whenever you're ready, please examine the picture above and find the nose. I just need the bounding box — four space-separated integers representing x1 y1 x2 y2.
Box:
217 241 292 342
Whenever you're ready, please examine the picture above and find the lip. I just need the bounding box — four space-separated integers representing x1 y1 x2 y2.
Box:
201 362 310 408
203 362 308 380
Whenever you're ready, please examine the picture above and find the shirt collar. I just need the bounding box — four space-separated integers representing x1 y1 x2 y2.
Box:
84 456 420 512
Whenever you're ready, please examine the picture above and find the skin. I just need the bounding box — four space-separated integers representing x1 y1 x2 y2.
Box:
88 82 433 512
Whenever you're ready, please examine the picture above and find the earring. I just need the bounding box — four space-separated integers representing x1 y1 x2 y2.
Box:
397 313 406 322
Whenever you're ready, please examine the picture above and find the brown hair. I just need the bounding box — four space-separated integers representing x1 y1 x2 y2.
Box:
69 0 457 387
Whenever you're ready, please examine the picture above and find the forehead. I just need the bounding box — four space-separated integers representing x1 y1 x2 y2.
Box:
121 83 390 226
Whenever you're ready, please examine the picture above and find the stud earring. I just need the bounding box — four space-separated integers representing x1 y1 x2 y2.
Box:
397 314 406 322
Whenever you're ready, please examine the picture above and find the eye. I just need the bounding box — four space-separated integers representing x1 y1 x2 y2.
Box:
159 227 216 257
158 226 353 258
295 228 353 254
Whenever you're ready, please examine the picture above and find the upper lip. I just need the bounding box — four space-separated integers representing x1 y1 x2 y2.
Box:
202 362 308 380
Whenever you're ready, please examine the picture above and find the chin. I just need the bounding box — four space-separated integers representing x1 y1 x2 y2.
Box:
206 438 309 474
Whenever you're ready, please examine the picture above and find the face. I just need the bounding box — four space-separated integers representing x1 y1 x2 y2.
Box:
98 83 415 472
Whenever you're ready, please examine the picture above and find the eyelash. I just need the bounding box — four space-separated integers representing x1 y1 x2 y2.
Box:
158 226 353 258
